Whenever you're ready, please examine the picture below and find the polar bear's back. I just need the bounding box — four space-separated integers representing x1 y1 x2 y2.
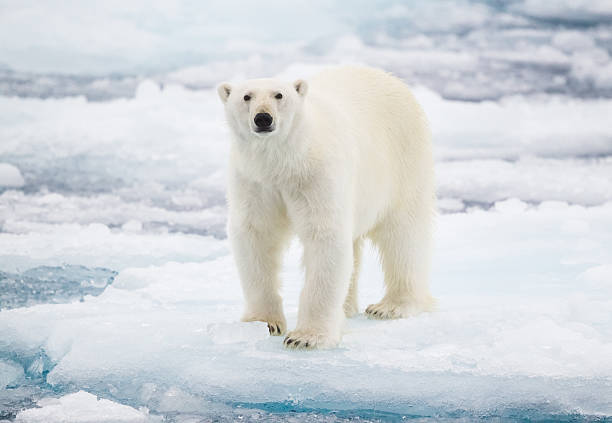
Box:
310 66 415 105
308 66 432 208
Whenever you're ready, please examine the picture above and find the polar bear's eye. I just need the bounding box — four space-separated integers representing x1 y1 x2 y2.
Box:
243 94 251 101
275 93 283 99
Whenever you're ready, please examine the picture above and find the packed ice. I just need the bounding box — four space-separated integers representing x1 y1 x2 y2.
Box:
1 0 611 421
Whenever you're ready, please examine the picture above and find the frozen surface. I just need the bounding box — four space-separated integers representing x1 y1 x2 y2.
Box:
1 202 612 421
1 1 612 421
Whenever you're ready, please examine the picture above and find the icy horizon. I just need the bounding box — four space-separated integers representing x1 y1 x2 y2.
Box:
2 0 612 102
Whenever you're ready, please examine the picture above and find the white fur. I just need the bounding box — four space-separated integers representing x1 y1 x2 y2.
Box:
218 66 436 349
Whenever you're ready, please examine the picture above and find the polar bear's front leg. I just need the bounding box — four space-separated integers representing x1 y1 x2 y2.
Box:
231 224 289 335
284 233 353 349
228 172 290 336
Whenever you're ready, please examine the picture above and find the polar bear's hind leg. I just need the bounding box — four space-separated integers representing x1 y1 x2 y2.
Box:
366 206 435 319
343 238 363 318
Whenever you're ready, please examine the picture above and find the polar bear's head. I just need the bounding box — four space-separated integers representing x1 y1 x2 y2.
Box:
217 78 308 141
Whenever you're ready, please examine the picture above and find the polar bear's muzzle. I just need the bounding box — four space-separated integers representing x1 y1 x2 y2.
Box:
253 112 275 133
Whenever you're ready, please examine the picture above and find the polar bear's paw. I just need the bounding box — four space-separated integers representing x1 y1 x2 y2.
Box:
365 298 435 320
365 301 403 319
283 330 336 350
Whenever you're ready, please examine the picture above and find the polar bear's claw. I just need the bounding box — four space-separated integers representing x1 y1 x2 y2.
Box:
283 331 322 350
268 322 286 336
365 302 402 319
267 323 283 335
366 298 436 320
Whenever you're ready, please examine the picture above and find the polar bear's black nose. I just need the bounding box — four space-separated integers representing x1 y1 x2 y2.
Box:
254 112 273 129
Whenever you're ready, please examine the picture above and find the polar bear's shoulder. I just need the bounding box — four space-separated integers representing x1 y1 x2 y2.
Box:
309 66 409 95
306 66 420 117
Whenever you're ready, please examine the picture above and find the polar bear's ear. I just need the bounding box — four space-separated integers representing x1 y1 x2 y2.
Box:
293 79 308 97
217 83 232 103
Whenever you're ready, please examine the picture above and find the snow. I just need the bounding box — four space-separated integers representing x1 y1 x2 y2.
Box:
14 391 158 423
1 1 612 421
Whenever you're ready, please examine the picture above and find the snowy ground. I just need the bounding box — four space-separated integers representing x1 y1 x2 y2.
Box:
1 1 612 422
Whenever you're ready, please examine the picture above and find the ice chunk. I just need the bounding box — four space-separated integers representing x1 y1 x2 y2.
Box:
552 31 595 52
0 163 24 187
437 198 465 213
14 391 160 423
121 220 143 233
493 198 529 214
0 222 227 274
0 190 228 240
512 0 612 24
0 360 23 389
415 87 612 160
134 79 161 101
437 157 612 207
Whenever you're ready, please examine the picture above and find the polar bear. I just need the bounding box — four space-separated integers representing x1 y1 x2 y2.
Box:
218 66 435 349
